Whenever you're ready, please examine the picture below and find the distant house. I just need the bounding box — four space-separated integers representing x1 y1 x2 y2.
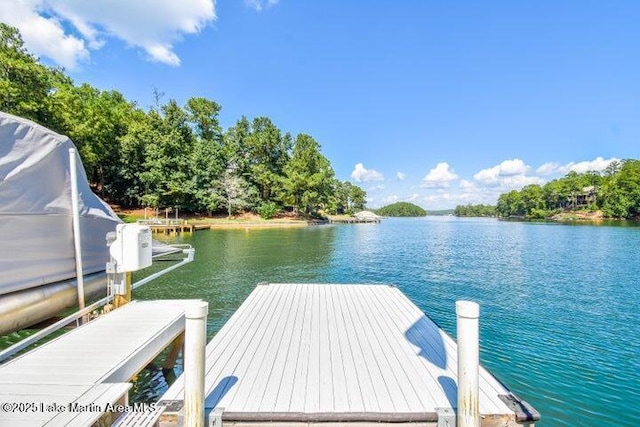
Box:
570 186 597 208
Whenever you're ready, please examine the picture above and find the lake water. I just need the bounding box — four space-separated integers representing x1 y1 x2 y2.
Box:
135 217 639 426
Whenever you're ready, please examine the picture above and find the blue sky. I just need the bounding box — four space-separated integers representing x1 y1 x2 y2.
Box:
2 1 639 208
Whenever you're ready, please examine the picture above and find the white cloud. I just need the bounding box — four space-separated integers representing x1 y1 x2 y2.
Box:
459 179 476 191
498 158 528 175
468 158 545 196
0 0 89 69
351 163 384 182
536 162 561 176
536 157 620 176
0 0 216 68
421 162 458 188
561 157 619 174
396 172 406 181
535 157 619 177
473 158 528 184
500 175 544 188
245 0 280 12
368 184 386 191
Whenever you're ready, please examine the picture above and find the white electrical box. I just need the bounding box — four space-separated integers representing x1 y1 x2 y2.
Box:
109 224 153 272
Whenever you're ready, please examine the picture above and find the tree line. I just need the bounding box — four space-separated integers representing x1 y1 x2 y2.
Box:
455 160 640 219
454 204 496 217
0 24 366 217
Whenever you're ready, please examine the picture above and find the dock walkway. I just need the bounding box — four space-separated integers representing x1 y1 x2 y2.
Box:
160 284 538 426
0 300 202 427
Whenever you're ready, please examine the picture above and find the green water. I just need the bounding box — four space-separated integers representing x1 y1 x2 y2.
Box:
89 218 640 425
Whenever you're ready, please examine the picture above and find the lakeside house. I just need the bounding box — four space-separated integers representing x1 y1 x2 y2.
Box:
574 186 597 208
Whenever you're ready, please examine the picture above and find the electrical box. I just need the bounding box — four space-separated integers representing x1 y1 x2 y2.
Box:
109 224 153 272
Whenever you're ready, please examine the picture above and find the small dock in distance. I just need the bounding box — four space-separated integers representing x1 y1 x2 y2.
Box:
137 219 195 234
328 216 380 224
159 284 538 426
328 211 381 224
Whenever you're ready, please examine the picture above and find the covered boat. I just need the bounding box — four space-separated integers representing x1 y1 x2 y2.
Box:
0 112 121 333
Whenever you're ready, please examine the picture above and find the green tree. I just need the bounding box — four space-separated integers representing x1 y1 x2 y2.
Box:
186 97 225 213
222 117 253 176
138 101 196 210
520 185 545 215
376 202 427 217
49 83 136 196
454 204 497 217
282 134 334 215
108 109 150 207
601 160 640 218
496 190 525 217
0 23 61 125
349 184 367 211
330 180 367 214
244 117 291 203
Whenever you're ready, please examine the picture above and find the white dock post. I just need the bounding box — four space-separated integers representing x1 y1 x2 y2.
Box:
184 301 209 427
456 300 480 427
69 148 85 313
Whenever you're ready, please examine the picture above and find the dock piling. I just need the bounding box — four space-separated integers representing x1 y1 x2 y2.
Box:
184 301 209 427
456 300 480 427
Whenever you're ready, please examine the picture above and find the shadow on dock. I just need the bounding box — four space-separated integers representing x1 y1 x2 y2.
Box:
205 375 238 408
406 315 458 408
405 315 447 369
438 376 458 409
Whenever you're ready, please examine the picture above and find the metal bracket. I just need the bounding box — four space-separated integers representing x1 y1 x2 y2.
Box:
208 407 224 427
105 262 116 274
436 407 456 427
106 262 125 295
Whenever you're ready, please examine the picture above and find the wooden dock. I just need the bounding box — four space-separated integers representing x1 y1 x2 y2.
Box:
159 284 538 426
136 219 194 234
149 224 194 234
328 217 380 224
0 300 203 427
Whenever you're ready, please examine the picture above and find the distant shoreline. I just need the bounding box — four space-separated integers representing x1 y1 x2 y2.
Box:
115 208 323 230
458 209 640 222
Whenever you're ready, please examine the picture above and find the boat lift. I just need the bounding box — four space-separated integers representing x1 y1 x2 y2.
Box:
0 223 195 364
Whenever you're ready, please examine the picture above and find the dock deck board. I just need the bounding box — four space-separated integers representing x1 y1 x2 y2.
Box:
160 284 537 425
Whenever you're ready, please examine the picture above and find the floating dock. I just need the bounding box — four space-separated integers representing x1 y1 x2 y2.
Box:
159 284 538 426
0 284 539 426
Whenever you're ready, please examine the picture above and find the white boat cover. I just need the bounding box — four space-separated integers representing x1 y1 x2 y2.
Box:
0 112 121 296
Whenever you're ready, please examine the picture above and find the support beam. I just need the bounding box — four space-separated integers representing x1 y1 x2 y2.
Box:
163 332 185 379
